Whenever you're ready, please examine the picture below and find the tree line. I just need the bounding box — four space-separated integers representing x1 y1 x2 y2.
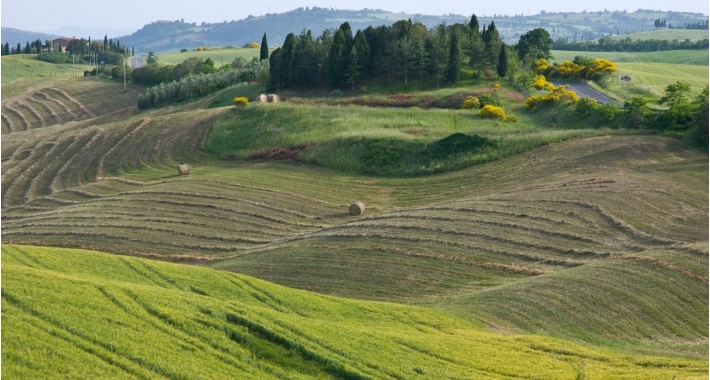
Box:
1 35 130 58
552 35 709 52
267 16 546 91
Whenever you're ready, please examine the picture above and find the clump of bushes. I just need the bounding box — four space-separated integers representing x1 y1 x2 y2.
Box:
525 75 579 110
461 96 480 109
574 97 598 118
480 105 506 119
432 133 494 158
233 97 248 106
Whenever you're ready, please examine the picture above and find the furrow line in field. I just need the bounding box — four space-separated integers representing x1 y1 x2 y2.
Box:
51 129 102 192
1 112 15 133
37 91 77 120
275 233 586 267
492 198 682 245
96 118 151 180
115 190 316 220
2 222 273 245
358 213 606 245
2 230 245 252
2 142 63 207
3 104 30 131
85 197 326 228
296 244 548 275
102 287 258 375
26 137 79 199
1 141 41 180
314 222 612 257
47 87 95 117
200 179 334 205
16 100 46 129
27 96 61 124
614 254 709 285
3 206 300 235
1 292 165 380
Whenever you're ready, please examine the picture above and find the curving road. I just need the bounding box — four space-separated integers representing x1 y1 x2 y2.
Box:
552 82 616 104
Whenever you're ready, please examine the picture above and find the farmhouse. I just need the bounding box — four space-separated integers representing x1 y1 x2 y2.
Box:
51 37 74 53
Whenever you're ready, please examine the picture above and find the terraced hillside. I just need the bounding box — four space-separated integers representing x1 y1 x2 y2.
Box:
1 78 143 135
4 245 708 379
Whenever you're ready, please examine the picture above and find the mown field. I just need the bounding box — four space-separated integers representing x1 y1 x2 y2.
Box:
608 29 709 42
551 49 709 66
1 54 92 85
4 245 708 379
156 47 271 68
1 56 708 376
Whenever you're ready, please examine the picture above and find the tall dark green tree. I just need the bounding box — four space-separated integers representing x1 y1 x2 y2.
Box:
268 47 283 89
16 43 21 55
496 43 508 78
327 29 347 87
293 30 318 87
279 33 299 87
345 46 362 90
25 42 31 54
3 42 9 55
469 14 479 33
353 30 370 74
260 33 269 60
483 21 502 68
446 28 460 84
516 28 554 60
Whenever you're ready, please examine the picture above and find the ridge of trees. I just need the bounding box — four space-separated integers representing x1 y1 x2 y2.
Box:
553 35 709 52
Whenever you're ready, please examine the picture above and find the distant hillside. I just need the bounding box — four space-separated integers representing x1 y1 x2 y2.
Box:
1 28 53 46
118 8 708 53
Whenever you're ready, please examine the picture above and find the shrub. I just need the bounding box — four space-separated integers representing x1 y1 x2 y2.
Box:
493 83 501 92
480 105 506 119
330 89 342 97
505 115 519 123
233 97 248 106
461 97 480 110
526 75 579 110
574 97 598 118
360 86 367 93
478 93 501 108
598 103 622 121
180 49 188 53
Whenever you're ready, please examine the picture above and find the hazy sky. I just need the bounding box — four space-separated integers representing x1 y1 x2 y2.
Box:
2 0 708 32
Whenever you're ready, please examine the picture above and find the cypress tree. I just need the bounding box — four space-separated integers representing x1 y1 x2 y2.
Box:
16 43 21 55
104 35 108 49
353 30 370 74
268 47 283 89
469 14 479 33
293 30 318 87
260 33 269 60
327 29 347 87
496 44 508 78
25 42 31 54
345 46 361 91
3 42 9 55
446 29 460 84
279 33 299 87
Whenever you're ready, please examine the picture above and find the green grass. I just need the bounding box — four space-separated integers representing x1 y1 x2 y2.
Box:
602 62 708 103
204 99 617 176
156 47 272 68
1 55 92 85
608 29 709 42
3 244 708 379
551 49 709 66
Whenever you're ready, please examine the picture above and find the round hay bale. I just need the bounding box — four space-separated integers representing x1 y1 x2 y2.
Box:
267 94 281 103
256 94 268 102
349 201 365 216
177 164 190 175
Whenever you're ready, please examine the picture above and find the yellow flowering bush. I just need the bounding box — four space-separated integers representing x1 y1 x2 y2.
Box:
493 83 501 92
249 42 259 49
462 96 481 109
558 61 585 77
535 59 550 73
526 75 579 110
480 105 506 119
233 97 249 106
585 59 616 79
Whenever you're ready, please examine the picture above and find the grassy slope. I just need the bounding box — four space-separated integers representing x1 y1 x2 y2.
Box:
1 54 92 85
608 29 709 42
551 49 709 66
156 48 270 68
2 73 708 362
3 244 707 379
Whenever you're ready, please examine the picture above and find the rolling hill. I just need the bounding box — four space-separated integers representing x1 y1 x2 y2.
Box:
3 244 708 379
1 47 708 377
